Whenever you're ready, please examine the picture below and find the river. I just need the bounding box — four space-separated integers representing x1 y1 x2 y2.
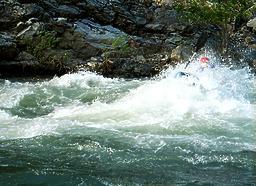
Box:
0 57 255 185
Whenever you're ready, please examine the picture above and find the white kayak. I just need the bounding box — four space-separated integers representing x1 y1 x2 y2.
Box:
175 71 201 87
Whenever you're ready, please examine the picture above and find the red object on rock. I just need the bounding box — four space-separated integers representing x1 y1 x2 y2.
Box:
200 57 209 63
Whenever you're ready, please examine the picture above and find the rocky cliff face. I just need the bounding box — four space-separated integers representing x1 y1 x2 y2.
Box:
0 0 255 78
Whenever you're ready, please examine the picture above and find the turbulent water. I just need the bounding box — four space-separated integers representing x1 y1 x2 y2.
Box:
0 56 256 185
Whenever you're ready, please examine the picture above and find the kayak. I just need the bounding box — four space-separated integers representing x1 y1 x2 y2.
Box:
175 71 200 87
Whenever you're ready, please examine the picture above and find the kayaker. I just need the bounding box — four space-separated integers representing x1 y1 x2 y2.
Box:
198 56 215 71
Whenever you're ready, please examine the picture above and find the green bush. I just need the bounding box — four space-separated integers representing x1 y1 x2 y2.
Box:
174 0 254 25
173 0 255 53
111 35 131 53
25 31 70 72
103 35 137 59
26 31 59 61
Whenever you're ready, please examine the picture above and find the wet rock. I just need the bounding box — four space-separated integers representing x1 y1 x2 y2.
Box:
251 59 256 69
55 5 82 18
76 19 126 45
49 17 72 34
77 0 154 33
18 0 39 3
136 55 146 62
80 0 120 24
23 3 44 19
169 45 193 63
135 17 147 26
0 0 254 78
151 7 178 26
39 0 58 11
16 22 45 41
0 60 39 77
195 31 211 52
0 49 73 78
0 59 69 77
128 37 166 55
142 6 188 35
165 34 182 45
59 19 127 59
144 23 165 31
0 0 26 30
59 28 101 59
100 58 160 78
15 51 35 61
93 51 172 78
0 32 18 60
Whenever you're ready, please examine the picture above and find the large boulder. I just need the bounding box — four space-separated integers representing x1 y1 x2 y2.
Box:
59 19 127 59
99 58 162 78
0 50 71 78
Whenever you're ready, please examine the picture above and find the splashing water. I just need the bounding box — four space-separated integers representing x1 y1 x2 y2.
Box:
0 55 255 185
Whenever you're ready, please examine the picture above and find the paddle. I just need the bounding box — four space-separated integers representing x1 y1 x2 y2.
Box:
184 30 210 69
184 52 197 69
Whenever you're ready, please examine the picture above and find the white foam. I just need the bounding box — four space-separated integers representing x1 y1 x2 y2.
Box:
48 71 120 88
0 52 255 142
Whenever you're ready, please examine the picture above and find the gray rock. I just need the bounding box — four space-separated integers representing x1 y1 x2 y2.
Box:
153 8 178 25
17 22 45 40
247 17 256 31
39 0 58 11
75 19 126 45
135 17 147 26
0 32 18 60
56 5 81 18
23 3 44 18
58 28 101 59
59 19 127 59
165 34 183 44
0 0 26 30
101 58 159 78
15 51 35 61
144 23 165 31
169 45 193 62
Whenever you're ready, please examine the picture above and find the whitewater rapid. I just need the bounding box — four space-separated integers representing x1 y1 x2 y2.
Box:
0 58 255 140
1 54 256 185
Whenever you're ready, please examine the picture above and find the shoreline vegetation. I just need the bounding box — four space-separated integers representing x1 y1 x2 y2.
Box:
0 0 255 78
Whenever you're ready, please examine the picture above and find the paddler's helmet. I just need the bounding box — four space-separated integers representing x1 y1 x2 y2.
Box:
199 57 209 68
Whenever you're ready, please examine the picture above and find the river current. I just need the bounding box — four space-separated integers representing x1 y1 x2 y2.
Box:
0 57 255 185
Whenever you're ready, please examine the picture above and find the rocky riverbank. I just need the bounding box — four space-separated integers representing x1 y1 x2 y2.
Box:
0 0 255 78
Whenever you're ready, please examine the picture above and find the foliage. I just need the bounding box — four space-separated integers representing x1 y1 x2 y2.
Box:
25 31 70 72
111 35 131 53
26 31 59 61
173 0 255 53
173 0 254 26
243 3 256 19
103 35 136 59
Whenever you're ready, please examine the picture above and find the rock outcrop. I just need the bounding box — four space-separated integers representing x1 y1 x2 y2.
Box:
0 0 255 78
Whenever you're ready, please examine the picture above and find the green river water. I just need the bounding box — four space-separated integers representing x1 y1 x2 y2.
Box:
0 59 255 185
